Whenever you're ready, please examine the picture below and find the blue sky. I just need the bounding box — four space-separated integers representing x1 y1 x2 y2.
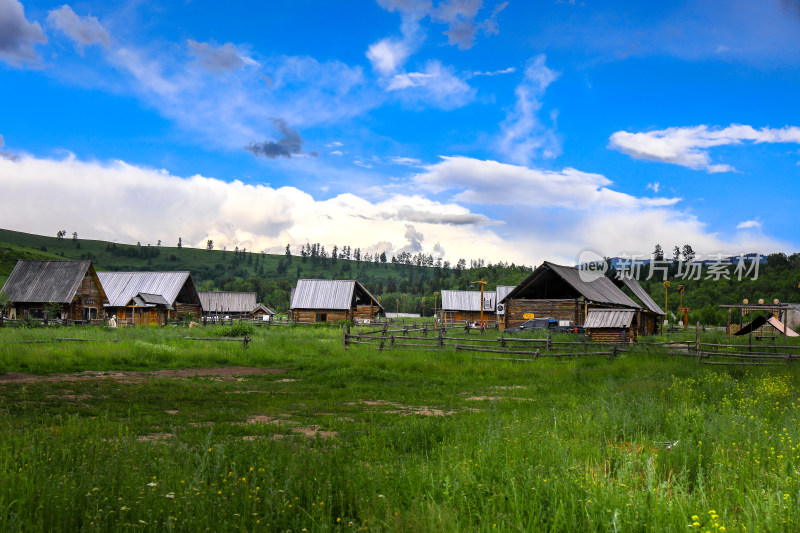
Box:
1 0 799 265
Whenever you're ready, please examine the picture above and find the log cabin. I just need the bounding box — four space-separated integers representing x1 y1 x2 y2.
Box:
289 279 383 323
1 260 108 322
97 271 202 326
500 261 640 330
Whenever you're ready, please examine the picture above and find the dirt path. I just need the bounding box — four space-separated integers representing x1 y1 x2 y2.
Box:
0 366 285 384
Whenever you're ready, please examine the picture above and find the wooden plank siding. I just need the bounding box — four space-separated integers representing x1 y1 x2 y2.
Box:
586 327 636 343
292 309 350 323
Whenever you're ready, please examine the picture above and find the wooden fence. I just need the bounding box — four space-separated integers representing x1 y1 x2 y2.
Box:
343 323 621 360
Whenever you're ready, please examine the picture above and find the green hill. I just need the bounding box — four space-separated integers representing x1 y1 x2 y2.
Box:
0 228 532 314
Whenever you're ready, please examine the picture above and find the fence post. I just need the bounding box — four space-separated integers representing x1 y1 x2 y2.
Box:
403 325 408 338
438 328 444 348
609 344 618 361
243 336 250 349
498 336 505 348
390 334 395 346
695 321 700 354
423 325 428 337
546 330 552 351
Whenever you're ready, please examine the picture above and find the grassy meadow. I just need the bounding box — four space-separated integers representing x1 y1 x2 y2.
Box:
1 324 800 531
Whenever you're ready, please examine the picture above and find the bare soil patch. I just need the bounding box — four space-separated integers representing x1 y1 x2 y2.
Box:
0 367 285 384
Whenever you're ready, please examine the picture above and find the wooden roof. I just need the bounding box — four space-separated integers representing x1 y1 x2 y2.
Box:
1 260 105 304
584 309 636 329
501 261 640 309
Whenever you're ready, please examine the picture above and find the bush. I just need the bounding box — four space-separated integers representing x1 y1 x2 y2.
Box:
216 322 254 337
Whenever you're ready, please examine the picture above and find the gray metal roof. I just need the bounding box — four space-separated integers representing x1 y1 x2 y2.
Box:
619 277 665 315
199 291 257 313
290 279 383 311
495 285 515 303
584 309 636 329
441 290 497 312
1 260 97 303
501 261 640 309
98 271 195 308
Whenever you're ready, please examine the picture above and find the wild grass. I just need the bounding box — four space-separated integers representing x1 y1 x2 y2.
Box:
1 325 799 531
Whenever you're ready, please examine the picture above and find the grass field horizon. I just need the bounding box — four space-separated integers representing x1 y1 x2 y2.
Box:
2 325 800 531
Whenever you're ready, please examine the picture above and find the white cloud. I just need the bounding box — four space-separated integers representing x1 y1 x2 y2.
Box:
47 5 109 52
390 156 422 166
498 55 561 164
367 37 416 76
737 219 761 230
0 0 46 65
410 155 789 264
330 150 343 156
0 152 790 267
468 66 515 77
0 153 519 263
385 60 474 109
414 156 680 209
647 182 660 193
609 124 800 172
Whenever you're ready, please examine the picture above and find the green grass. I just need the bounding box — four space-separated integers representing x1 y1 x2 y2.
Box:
1 326 800 531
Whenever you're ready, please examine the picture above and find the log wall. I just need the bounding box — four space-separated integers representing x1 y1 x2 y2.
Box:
292 309 351 323
353 305 380 321
504 299 581 329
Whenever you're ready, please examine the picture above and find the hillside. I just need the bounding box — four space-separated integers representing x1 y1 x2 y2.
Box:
4 228 799 324
0 228 532 314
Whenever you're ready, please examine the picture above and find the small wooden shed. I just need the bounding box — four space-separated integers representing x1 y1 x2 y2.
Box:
289 279 383 323
440 290 496 324
251 304 275 322
198 291 257 319
1 260 107 322
584 309 638 343
615 276 665 336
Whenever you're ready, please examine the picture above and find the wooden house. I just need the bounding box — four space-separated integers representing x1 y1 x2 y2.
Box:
440 289 497 324
199 291 257 319
97 271 202 326
251 304 275 322
0 260 107 322
500 261 640 330
614 276 665 336
584 309 638 343
289 279 383 323
494 285 516 325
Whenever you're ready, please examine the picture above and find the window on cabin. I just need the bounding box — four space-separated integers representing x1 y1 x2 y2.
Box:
84 307 98 321
315 313 327 322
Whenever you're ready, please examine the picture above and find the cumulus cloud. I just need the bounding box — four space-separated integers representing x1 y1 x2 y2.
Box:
397 224 425 254
245 118 307 159
0 153 521 262
187 40 257 73
498 55 561 164
0 0 46 65
609 124 800 172
385 60 475 109
414 156 680 209
47 5 109 52
413 155 789 263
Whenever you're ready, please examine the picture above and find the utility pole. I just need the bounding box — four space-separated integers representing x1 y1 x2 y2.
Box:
471 278 488 325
